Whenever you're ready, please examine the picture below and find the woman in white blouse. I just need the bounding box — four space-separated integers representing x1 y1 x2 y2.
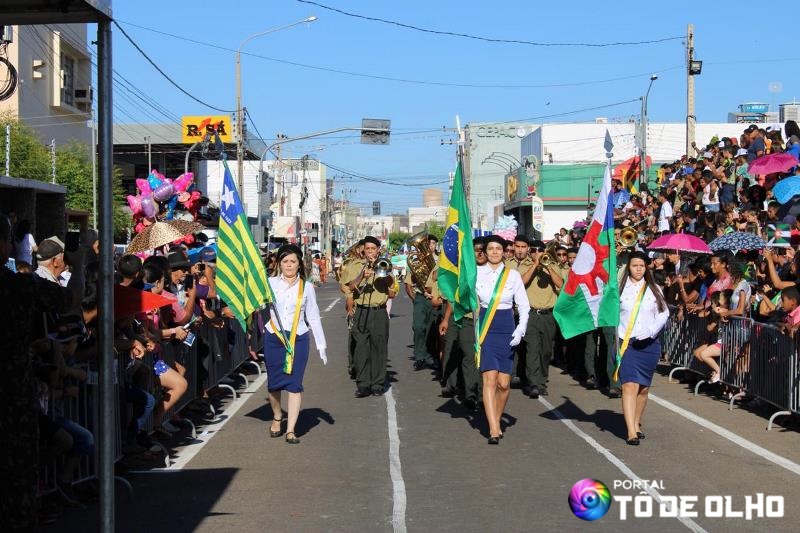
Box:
617 251 669 446
476 235 530 445
265 245 327 444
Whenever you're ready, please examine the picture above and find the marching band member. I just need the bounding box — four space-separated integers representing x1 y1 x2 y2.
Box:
265 245 327 445
405 235 440 371
476 235 530 444
616 251 669 446
342 236 396 397
339 240 365 379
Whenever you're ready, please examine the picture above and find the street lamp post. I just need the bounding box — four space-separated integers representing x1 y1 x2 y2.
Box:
640 74 658 190
235 16 317 196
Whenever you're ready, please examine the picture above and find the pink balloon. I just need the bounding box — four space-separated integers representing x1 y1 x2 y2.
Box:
173 172 194 193
127 194 143 215
136 178 152 196
141 196 157 218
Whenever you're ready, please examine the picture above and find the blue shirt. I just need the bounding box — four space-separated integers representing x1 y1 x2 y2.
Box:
747 137 765 162
612 189 630 209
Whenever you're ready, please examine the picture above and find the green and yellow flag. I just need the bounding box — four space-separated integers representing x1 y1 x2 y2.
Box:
437 160 477 323
215 160 272 327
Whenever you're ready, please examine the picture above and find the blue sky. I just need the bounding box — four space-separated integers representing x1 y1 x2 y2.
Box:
111 0 799 213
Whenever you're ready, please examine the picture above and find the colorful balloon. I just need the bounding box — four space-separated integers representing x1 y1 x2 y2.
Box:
173 172 194 193
153 178 175 202
141 195 157 218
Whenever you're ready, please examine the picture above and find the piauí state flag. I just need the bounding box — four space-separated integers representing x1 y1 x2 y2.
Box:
554 161 620 339
216 160 273 328
438 160 477 323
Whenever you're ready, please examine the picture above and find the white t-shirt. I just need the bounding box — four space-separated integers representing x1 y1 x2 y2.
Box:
658 201 673 232
15 233 36 264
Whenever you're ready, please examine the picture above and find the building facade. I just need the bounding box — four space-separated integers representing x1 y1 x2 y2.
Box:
0 24 92 147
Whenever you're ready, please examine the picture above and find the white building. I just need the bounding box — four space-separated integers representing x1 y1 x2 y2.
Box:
0 24 92 147
408 206 446 234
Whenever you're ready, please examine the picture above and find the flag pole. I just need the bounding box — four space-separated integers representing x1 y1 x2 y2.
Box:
214 132 290 344
603 130 621 389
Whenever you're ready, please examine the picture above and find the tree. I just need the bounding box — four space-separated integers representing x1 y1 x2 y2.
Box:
387 231 410 251
0 115 131 239
424 221 446 242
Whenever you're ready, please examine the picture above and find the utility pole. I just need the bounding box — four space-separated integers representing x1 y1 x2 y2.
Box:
50 139 56 184
144 135 151 171
686 23 696 156
299 154 309 259
92 109 97 228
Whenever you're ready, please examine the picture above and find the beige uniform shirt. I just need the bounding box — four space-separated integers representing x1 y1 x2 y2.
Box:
341 258 390 306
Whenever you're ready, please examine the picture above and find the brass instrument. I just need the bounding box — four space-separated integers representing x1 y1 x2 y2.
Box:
618 227 639 249
406 230 436 293
538 241 559 268
342 241 363 265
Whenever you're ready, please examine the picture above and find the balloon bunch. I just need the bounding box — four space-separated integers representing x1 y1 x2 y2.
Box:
492 214 518 242
126 170 198 233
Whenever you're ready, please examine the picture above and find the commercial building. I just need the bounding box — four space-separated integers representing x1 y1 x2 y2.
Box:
0 23 92 147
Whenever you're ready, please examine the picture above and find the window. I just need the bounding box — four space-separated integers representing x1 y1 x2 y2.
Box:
61 53 75 106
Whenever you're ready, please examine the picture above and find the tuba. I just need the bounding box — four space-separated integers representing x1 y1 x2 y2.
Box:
406 230 436 293
617 227 639 249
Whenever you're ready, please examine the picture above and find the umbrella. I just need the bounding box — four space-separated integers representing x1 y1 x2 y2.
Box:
747 152 799 176
126 220 204 254
114 284 173 319
708 232 766 252
772 176 800 204
648 233 711 254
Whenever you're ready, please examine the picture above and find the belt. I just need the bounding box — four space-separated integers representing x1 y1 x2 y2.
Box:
357 304 387 309
531 307 553 315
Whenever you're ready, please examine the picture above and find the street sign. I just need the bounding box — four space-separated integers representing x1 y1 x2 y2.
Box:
373 201 381 215
531 196 544 234
361 118 391 145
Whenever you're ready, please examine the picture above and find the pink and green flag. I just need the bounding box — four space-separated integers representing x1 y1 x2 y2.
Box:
554 161 619 339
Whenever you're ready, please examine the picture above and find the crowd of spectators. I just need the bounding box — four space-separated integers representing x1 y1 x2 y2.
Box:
0 210 267 530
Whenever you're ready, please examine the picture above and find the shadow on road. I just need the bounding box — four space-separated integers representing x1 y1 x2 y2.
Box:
539 396 627 441
434 398 518 438
244 404 335 438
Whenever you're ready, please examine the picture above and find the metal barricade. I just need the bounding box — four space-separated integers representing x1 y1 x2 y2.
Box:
746 322 798 430
716 317 753 408
665 308 711 381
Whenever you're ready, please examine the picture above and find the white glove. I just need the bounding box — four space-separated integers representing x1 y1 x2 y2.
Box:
319 349 327 366
509 330 524 347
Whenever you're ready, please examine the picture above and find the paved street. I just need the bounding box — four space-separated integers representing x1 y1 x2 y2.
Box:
60 281 800 532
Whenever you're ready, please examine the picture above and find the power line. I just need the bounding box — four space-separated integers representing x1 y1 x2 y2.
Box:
112 20 235 113
497 98 641 124
114 20 684 90
323 161 451 187
296 0 685 48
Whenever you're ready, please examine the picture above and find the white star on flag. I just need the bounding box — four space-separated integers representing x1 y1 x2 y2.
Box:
220 185 235 211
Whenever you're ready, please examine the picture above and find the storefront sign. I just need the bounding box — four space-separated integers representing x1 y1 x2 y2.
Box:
181 115 232 144
531 195 544 233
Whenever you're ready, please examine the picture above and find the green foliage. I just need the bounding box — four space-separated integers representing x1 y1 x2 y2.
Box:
0 115 131 239
387 231 411 251
424 221 445 242
0 113 51 181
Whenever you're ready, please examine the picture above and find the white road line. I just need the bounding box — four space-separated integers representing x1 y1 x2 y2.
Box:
385 387 407 533
163 373 267 471
323 297 341 313
649 393 800 477
538 397 707 533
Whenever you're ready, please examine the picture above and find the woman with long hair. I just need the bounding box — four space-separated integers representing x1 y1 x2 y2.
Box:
265 245 327 444
475 235 529 445
616 251 669 445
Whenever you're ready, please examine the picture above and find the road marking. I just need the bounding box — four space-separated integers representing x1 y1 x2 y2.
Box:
157 373 267 471
323 297 341 313
649 393 800 477
539 397 707 533
385 387 407 533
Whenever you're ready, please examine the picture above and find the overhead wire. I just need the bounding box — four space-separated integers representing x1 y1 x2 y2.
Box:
114 20 684 90
295 0 685 48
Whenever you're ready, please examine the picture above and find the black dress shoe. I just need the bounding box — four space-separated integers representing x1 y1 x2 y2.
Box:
522 386 533 397
637 431 646 440
608 387 621 399
488 436 500 445
584 376 598 390
626 437 640 446
462 398 477 411
529 386 540 399
412 360 426 371
440 387 455 398
372 387 384 396
354 389 371 398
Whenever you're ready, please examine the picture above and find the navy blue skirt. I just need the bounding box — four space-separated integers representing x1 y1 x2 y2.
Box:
619 337 661 387
478 308 515 374
265 331 309 393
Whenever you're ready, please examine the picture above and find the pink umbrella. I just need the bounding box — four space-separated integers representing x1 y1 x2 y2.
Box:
747 152 799 176
648 233 711 254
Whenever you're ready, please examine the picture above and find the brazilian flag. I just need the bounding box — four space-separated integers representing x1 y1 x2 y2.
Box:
215 159 272 328
437 160 477 323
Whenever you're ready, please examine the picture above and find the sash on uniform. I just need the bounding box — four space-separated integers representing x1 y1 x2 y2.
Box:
474 267 510 368
269 279 305 374
613 282 647 382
